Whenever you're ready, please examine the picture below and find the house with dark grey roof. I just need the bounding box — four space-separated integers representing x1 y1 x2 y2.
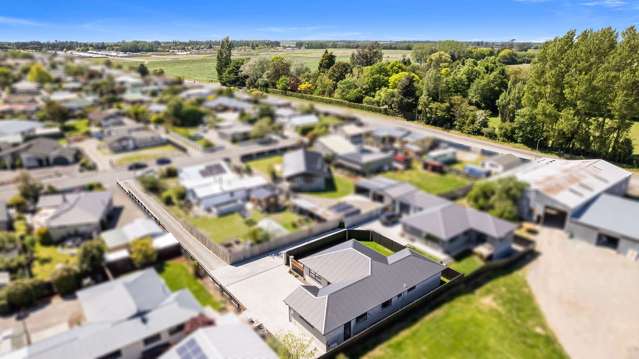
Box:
565 194 639 258
203 96 254 112
284 233 444 351
336 147 394 176
33 191 113 242
282 149 331 192
0 138 79 169
402 202 516 258
355 176 448 215
369 127 410 150
105 128 166 153
482 153 524 175
6 269 208 359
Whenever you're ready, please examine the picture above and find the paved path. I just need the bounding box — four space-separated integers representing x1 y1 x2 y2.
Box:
527 227 639 359
75 138 112 171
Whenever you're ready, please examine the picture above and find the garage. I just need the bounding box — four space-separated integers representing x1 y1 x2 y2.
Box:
542 206 567 228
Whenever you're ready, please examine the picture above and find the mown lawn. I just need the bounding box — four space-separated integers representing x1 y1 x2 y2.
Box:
363 269 567 359
449 254 484 275
62 119 90 137
246 155 283 176
360 241 394 256
383 168 469 195
305 173 354 199
156 260 224 310
32 243 76 281
114 144 181 165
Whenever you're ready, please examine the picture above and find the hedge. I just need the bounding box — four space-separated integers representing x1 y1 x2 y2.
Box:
266 89 398 117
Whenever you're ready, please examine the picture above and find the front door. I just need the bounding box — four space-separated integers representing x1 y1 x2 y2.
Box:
343 322 351 341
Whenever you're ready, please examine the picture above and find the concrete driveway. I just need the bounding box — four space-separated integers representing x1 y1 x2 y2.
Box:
527 226 639 359
75 138 112 171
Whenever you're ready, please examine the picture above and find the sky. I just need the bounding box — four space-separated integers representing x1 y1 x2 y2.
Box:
0 0 638 42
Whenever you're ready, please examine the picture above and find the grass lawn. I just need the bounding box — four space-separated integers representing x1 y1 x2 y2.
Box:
383 168 469 195
360 241 395 256
62 119 90 137
114 144 181 166
631 121 639 155
305 173 354 199
449 254 484 275
32 243 76 281
246 155 283 176
156 260 224 310
269 210 306 232
363 269 567 359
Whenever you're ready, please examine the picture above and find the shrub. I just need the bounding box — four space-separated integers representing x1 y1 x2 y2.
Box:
161 190 175 205
160 166 178 178
130 237 157 268
34 227 52 245
77 239 105 275
139 175 163 194
51 265 80 296
5 279 47 309
7 194 27 212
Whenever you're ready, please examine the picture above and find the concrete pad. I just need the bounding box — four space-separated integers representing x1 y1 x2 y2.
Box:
527 226 639 359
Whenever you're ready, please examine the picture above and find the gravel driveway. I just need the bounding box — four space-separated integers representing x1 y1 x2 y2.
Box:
527 226 639 359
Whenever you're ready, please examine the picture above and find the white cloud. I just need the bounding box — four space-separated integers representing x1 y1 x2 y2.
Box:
581 0 628 7
0 16 42 26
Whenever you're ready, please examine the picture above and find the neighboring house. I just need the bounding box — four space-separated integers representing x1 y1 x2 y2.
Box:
0 120 43 144
401 202 516 258
315 135 393 176
101 218 165 252
0 138 79 169
482 153 524 175
0 202 10 231
10 80 40 96
6 269 209 359
160 313 277 359
259 96 290 108
369 127 410 150
179 161 268 215
179 84 221 100
565 194 639 259
284 233 444 351
115 74 145 92
282 149 330 192
217 123 253 143
505 158 631 227
203 96 254 113
425 148 457 165
355 176 448 215
88 109 125 127
33 191 113 241
148 103 167 114
287 114 319 131
338 124 372 145
0 94 41 116
121 92 152 104
105 129 166 153
249 184 280 213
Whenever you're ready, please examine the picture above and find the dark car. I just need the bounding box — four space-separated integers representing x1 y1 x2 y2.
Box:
155 157 172 166
127 162 148 171
380 212 400 226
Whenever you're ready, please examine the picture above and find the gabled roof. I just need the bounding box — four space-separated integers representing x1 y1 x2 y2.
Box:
510 158 631 210
203 96 253 111
101 218 165 250
401 203 517 240
37 191 112 228
316 135 357 156
570 194 639 241
0 120 42 137
484 153 523 170
282 149 328 179
284 238 444 335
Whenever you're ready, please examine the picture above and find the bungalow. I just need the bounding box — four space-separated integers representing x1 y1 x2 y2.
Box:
482 153 524 175
425 148 457 165
0 138 79 169
10 80 40 96
249 184 280 213
282 149 330 192
287 114 319 131
33 191 113 242
105 129 166 153
565 194 639 259
338 124 372 145
370 127 410 150
88 108 125 127
314 135 393 175
203 96 254 113
179 84 221 100
179 161 268 215
100 218 165 252
217 123 253 143
6 269 209 359
0 120 43 143
284 232 444 351
402 202 516 258
115 74 144 92
260 96 291 108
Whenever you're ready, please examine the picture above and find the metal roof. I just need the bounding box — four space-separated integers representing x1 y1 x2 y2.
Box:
284 238 444 335
282 149 328 179
570 194 639 241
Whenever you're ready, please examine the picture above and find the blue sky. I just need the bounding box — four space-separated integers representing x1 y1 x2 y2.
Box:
0 0 638 42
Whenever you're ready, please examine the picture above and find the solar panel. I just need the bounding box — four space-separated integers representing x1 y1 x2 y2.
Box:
199 163 226 178
176 338 207 359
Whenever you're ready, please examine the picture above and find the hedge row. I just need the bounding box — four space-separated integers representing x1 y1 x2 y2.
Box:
266 89 398 117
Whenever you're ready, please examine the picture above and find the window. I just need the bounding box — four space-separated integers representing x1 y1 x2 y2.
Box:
307 269 325 284
407 286 416 293
397 292 403 299
355 312 368 323
381 299 392 309
143 333 162 347
168 324 185 336
97 350 122 359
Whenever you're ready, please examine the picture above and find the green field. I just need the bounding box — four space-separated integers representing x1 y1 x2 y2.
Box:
93 48 411 83
156 260 224 310
362 269 567 359
383 168 469 195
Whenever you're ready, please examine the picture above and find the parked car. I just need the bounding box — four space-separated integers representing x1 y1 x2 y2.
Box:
156 157 172 165
380 212 400 226
127 162 148 171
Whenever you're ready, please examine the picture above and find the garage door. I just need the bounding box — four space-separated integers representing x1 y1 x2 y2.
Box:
543 207 568 228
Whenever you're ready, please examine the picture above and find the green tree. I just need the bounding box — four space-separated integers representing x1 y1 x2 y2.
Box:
497 78 525 123
139 175 164 194
327 62 351 83
37 101 70 125
130 237 157 268
77 239 105 275
267 56 291 86
240 57 270 88
467 177 527 221
220 58 246 87
497 48 518 65
351 42 383 67
17 172 43 204
216 36 233 80
0 67 15 89
251 118 274 139
318 50 336 72
335 77 364 103
137 63 149 77
394 75 419 120
51 265 80 296
26 63 52 84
